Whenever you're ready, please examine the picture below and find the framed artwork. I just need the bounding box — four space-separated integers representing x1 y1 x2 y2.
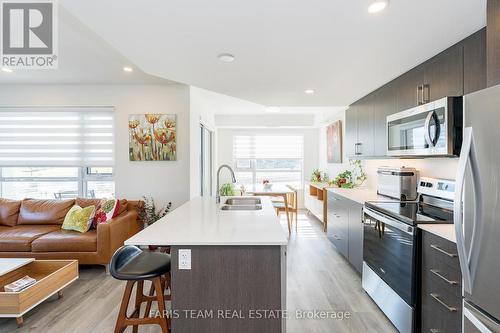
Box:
128 114 176 161
327 120 342 163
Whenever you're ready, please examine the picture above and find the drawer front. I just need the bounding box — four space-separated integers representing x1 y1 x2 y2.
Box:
421 279 462 333
331 231 348 258
422 230 460 272
422 256 462 297
421 230 462 333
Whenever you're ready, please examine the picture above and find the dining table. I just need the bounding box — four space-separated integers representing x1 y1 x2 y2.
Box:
246 184 294 234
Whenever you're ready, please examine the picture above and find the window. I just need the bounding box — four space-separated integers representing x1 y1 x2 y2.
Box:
233 135 304 188
0 107 115 199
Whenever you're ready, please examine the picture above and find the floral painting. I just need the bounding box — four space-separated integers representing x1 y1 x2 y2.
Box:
327 120 342 163
129 114 176 161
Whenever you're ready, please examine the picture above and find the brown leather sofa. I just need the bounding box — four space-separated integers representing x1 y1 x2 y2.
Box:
0 198 143 271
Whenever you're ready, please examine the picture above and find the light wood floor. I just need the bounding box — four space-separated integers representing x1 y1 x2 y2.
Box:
0 212 397 333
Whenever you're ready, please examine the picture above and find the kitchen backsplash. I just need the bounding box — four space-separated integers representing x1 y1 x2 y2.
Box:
320 158 458 190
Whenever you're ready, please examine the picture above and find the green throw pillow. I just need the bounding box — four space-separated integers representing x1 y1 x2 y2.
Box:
62 205 96 233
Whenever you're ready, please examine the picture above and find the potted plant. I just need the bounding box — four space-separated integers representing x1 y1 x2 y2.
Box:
219 182 236 196
138 196 172 250
329 160 367 189
310 169 329 183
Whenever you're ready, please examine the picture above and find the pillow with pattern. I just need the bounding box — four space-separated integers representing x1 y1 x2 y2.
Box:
92 199 120 229
61 205 96 233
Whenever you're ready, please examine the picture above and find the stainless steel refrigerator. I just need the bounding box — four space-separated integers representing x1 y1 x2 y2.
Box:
456 84 500 332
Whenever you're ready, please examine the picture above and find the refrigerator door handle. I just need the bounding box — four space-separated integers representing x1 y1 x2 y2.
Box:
464 302 498 333
454 127 483 294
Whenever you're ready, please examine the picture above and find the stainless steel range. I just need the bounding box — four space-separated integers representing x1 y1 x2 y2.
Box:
362 177 455 333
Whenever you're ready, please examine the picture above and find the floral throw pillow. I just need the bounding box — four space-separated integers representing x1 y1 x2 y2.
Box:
62 205 96 233
92 199 120 229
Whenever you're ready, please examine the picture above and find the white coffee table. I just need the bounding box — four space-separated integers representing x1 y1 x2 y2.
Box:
0 258 35 276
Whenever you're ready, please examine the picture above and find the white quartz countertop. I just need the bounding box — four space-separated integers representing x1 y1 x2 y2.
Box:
327 187 392 205
418 224 456 243
125 196 288 246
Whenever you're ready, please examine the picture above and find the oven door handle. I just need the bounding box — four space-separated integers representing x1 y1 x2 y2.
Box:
363 207 414 235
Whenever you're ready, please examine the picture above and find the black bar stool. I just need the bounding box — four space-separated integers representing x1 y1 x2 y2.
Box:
110 245 171 333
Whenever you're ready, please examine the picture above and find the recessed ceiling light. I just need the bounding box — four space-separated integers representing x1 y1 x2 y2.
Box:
304 89 315 95
123 66 133 72
218 53 235 63
368 0 389 14
1 67 13 73
265 107 281 113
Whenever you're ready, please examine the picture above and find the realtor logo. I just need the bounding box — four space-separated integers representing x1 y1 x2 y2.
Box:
1 0 58 69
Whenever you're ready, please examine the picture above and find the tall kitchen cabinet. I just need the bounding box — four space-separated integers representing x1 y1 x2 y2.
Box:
327 191 364 274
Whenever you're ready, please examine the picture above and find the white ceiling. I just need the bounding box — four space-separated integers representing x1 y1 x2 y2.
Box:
58 0 486 107
0 7 173 85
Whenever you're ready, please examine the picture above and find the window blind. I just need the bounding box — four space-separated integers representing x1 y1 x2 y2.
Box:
0 107 114 166
233 135 304 159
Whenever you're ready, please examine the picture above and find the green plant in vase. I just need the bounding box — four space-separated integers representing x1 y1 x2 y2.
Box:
329 160 367 189
219 182 236 196
310 169 329 183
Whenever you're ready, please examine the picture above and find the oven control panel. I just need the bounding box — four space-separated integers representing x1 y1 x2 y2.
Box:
418 177 455 200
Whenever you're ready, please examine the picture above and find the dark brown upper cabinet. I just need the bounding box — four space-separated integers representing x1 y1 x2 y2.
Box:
345 95 374 158
372 82 396 156
356 94 374 157
464 28 487 94
345 105 358 158
423 44 464 102
395 64 425 112
487 0 500 87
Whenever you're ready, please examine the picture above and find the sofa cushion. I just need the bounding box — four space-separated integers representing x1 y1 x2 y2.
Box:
0 225 60 252
31 229 97 252
76 198 128 215
75 198 101 209
0 198 21 226
61 205 96 233
18 199 75 225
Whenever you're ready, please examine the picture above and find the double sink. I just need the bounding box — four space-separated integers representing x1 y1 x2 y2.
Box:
220 198 262 211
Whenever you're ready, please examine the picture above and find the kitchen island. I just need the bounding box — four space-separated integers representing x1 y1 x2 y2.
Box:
125 196 288 333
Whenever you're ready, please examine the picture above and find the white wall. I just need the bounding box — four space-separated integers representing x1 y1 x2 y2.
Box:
216 127 319 207
318 109 458 189
0 84 191 208
318 109 351 181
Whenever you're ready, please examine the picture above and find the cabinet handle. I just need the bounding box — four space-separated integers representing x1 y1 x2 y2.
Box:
355 143 362 155
430 329 442 333
430 269 458 285
430 293 458 312
423 84 430 103
417 85 423 105
430 244 458 258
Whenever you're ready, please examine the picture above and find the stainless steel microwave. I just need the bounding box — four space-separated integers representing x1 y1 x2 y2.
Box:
386 96 463 157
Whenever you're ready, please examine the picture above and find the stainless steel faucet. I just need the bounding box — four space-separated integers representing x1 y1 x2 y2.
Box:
216 164 237 203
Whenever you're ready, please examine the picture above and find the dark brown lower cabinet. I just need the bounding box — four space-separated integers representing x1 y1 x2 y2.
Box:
420 230 462 333
327 192 363 273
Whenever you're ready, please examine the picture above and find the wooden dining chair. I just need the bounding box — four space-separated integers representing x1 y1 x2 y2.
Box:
272 185 298 232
